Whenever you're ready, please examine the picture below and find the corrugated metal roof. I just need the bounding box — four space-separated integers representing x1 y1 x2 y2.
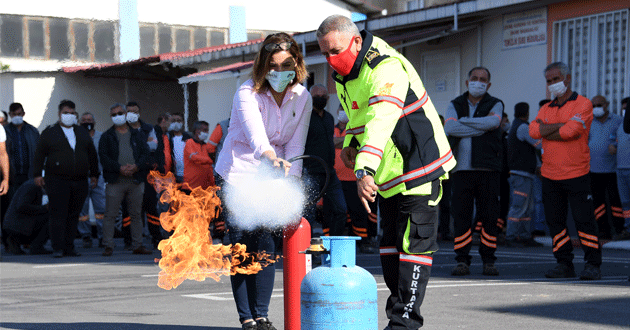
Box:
190 61 254 76
160 38 264 63
178 61 254 84
62 38 264 75
62 55 161 73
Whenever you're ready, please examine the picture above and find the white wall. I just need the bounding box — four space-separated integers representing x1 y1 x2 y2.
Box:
0 72 124 130
0 73 15 113
481 15 548 122
406 27 478 116
197 76 242 129
405 14 548 121
0 72 183 132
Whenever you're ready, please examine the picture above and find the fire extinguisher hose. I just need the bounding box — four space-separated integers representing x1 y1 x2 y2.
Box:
286 154 330 207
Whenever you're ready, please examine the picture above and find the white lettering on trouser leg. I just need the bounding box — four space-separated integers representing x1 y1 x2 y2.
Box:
399 253 432 321
403 263 423 319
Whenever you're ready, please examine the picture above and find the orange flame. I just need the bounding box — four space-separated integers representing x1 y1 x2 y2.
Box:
148 171 276 290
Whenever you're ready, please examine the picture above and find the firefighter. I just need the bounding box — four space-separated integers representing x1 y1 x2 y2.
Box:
317 15 456 330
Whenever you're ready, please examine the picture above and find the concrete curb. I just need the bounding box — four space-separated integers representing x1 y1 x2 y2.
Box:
534 236 630 251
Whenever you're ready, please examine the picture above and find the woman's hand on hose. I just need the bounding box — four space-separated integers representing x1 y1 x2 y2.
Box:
261 150 291 177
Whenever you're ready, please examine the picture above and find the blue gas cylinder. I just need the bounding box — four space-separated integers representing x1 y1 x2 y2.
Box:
301 236 378 330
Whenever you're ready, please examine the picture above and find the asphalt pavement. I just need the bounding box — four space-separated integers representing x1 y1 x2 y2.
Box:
1 237 629 330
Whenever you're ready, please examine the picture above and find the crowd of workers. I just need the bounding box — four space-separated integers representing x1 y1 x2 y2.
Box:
0 101 221 257
1 13 630 330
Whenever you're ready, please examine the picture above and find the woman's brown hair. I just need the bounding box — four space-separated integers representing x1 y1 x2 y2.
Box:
251 32 308 94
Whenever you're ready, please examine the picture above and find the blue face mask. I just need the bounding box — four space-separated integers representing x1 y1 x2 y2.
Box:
266 70 296 93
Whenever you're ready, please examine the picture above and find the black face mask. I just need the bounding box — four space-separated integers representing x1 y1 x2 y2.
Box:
81 123 94 131
312 96 328 110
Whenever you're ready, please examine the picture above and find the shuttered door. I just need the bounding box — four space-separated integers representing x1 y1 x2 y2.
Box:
553 9 629 114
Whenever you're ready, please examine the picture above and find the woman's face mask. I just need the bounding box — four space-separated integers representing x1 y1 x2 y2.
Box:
266 70 296 93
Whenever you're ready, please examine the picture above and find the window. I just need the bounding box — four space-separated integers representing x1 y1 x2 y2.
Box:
406 1 423 11
49 18 70 60
176 29 190 52
210 30 225 46
140 26 155 57
94 22 115 62
1 15 235 62
159 26 172 53
74 22 89 60
28 20 44 57
194 28 207 49
553 9 629 114
247 32 261 41
1 15 24 57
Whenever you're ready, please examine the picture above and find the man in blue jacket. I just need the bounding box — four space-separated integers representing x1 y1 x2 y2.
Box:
99 103 152 256
6 102 40 188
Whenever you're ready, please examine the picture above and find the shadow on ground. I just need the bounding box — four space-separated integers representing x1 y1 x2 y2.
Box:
481 296 630 327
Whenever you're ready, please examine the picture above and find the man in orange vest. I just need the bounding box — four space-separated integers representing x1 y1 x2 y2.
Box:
529 62 601 280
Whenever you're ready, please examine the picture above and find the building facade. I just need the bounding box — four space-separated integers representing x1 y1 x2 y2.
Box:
1 0 628 132
0 0 351 131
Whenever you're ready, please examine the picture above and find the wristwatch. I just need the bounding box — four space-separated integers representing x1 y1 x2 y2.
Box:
355 169 371 180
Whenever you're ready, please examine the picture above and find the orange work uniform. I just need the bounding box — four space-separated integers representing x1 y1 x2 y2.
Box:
529 92 593 180
183 139 215 189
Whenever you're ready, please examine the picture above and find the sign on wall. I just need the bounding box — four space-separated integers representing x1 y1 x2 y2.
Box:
502 8 547 50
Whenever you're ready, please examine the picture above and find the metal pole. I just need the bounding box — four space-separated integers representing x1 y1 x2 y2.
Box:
183 83 189 131
453 3 458 31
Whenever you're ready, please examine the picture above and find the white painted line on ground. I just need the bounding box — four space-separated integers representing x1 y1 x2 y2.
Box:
182 276 629 301
433 261 559 268
427 282 531 289
32 263 88 268
33 260 156 268
184 288 284 301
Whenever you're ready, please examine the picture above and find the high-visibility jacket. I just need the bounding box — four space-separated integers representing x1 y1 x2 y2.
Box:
334 30 456 198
